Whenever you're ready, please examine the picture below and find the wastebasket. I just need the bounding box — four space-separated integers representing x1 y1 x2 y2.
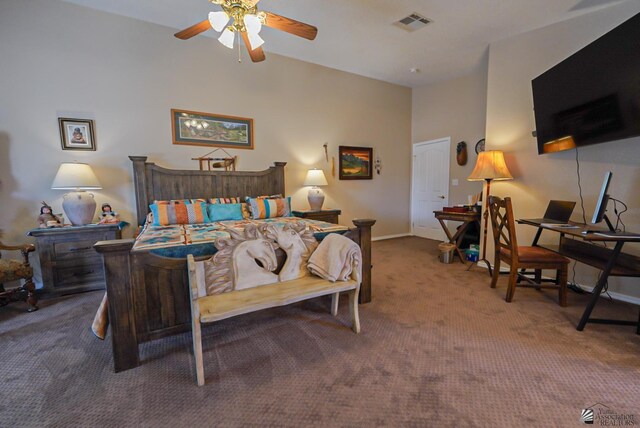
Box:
465 247 479 262
438 242 456 264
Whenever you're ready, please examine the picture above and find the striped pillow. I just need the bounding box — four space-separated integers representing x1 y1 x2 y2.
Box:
246 194 283 201
208 197 242 204
149 201 210 226
247 197 291 219
154 199 206 205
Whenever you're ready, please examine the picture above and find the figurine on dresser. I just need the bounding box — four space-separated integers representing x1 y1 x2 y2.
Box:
99 203 120 224
37 202 63 228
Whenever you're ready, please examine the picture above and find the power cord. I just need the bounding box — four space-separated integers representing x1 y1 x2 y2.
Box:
568 261 585 294
609 197 627 232
575 146 587 225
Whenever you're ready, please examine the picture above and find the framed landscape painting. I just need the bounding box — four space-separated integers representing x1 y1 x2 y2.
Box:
339 146 373 180
171 109 254 150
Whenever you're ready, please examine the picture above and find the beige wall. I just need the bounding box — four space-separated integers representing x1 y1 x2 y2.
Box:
0 0 412 251
485 1 640 299
412 58 488 205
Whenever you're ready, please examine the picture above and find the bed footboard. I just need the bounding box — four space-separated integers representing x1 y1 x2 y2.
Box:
94 239 138 372
95 219 375 373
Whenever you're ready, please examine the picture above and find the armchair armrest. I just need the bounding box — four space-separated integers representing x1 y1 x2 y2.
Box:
0 242 36 264
0 242 35 253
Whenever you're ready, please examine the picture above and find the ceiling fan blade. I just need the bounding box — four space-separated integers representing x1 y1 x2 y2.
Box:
240 31 266 62
263 11 318 40
174 20 212 40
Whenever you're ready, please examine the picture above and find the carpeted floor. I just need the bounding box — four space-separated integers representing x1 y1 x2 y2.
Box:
1 237 638 427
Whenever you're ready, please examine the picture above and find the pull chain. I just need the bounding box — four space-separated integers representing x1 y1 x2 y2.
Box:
237 31 242 63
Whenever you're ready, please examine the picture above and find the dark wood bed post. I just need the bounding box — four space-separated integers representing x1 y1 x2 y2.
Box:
351 219 376 303
94 239 138 372
129 156 149 226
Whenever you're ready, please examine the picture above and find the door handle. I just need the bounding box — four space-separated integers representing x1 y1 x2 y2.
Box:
439 195 445 199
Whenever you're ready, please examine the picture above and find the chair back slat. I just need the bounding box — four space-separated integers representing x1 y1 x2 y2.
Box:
488 196 518 261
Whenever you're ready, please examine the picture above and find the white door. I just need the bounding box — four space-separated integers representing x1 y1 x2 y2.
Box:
411 138 450 240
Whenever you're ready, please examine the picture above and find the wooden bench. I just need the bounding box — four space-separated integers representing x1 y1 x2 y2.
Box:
187 255 361 386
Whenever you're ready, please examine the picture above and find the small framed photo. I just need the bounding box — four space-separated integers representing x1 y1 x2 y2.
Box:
171 109 254 150
339 146 373 180
58 118 96 151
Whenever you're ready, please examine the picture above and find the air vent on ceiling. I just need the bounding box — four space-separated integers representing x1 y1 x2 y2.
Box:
394 13 432 32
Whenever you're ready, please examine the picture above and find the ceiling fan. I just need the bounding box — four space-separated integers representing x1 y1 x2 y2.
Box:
174 0 318 63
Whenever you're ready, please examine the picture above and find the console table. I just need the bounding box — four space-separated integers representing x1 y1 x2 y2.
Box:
433 210 481 263
518 219 640 333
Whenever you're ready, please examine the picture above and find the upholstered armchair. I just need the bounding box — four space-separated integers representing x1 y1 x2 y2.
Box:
0 239 38 312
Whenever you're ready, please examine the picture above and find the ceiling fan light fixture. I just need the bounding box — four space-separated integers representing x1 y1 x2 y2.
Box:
218 28 235 49
244 13 262 34
209 11 230 32
247 32 265 50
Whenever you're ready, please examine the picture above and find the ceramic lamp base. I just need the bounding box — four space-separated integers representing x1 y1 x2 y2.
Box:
62 191 97 225
307 187 325 211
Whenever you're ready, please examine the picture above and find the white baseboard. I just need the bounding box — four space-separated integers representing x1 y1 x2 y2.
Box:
372 233 412 242
477 262 640 305
574 284 640 305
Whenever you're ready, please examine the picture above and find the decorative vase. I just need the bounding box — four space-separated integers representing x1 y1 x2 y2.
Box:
307 187 325 211
456 141 468 166
62 191 97 225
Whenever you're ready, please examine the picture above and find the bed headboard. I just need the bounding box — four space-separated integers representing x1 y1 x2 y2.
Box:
129 156 286 226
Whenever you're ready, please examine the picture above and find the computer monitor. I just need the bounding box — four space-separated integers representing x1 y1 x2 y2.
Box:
591 171 613 230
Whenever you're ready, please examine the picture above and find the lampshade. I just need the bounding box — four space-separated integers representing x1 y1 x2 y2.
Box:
51 162 102 190
209 11 229 32
218 28 235 49
467 150 513 182
247 32 265 50
51 162 101 226
243 14 262 35
303 169 328 187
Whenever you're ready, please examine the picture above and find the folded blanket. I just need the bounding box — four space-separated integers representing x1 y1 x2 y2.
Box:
307 233 361 283
91 292 109 340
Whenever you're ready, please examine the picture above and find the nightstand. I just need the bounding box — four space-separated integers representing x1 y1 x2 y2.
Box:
292 209 341 224
28 223 125 295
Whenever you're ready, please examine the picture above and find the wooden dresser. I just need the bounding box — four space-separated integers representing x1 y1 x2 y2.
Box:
292 209 341 224
28 223 124 295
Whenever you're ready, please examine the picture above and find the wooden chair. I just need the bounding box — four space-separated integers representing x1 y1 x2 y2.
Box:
488 196 569 306
0 238 38 312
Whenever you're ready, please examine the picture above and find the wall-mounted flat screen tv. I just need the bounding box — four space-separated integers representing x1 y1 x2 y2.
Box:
532 12 640 154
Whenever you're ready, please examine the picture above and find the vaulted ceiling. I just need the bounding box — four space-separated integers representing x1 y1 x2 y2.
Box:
62 0 628 87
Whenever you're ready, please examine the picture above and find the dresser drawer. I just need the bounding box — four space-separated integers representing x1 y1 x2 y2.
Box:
52 260 104 288
292 210 341 224
54 239 100 260
310 213 338 224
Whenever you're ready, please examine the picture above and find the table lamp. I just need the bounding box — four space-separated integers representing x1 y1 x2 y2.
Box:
51 162 102 225
467 150 513 275
303 168 328 211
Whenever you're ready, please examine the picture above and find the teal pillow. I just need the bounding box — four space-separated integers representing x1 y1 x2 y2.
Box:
207 203 244 221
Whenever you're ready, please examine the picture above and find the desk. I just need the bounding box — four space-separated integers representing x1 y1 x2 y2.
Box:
518 219 640 333
433 210 481 263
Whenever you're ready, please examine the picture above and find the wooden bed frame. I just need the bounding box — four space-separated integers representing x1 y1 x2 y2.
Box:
94 156 375 372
